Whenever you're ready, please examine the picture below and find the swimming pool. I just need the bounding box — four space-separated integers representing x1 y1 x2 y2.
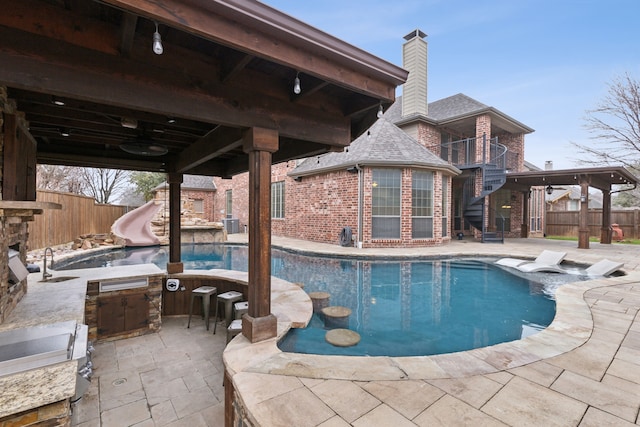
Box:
57 243 585 356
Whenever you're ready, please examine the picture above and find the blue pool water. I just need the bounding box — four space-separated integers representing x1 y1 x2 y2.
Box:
58 244 583 357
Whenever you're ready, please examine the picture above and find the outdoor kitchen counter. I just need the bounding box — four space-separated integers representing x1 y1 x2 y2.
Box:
0 264 163 418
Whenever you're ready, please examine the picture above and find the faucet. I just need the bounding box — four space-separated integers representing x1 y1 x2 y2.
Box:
42 247 54 279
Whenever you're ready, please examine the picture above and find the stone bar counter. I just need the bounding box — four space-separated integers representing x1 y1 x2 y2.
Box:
0 263 163 423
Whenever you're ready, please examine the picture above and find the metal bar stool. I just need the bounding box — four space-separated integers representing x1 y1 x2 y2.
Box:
216 291 243 334
187 286 218 332
233 301 249 320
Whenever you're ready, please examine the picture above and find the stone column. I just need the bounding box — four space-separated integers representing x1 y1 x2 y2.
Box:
242 127 278 342
167 173 183 273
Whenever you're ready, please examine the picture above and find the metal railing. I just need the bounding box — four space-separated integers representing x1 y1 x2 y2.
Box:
440 135 508 169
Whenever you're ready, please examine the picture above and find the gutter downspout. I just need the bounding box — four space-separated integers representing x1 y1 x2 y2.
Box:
356 164 363 248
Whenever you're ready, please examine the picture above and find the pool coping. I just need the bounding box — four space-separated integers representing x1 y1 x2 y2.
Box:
224 273 638 382
221 252 639 426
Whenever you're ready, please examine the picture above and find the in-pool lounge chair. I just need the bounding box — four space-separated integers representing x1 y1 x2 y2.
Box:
496 250 567 271
585 259 624 277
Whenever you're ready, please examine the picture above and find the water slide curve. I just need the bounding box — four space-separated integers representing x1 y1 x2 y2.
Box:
111 200 162 247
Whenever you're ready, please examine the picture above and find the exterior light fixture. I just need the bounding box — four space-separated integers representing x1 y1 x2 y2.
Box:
153 22 163 55
293 72 301 94
546 185 553 195
377 103 384 118
60 128 70 137
51 96 65 106
580 194 587 203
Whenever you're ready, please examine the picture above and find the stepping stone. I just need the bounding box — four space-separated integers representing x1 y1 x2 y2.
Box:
308 291 330 313
325 328 360 347
322 305 351 328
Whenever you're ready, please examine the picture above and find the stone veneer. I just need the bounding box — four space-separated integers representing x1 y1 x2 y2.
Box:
84 274 163 342
0 87 31 323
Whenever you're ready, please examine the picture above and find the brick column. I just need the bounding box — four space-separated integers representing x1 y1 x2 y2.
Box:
242 127 278 342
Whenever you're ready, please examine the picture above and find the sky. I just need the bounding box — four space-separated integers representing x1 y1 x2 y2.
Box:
263 0 640 170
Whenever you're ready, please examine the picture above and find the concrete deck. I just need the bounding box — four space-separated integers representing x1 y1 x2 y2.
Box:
74 236 640 426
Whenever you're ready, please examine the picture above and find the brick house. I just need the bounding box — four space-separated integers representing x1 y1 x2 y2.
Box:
214 30 538 248
154 174 217 223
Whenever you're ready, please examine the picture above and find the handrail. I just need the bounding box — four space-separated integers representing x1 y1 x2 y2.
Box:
440 136 508 169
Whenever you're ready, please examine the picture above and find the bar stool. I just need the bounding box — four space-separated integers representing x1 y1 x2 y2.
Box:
233 301 249 320
187 286 217 332
216 290 243 333
226 319 243 344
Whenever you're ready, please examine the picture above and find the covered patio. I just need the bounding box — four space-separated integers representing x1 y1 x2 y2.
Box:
0 1 406 425
505 166 637 248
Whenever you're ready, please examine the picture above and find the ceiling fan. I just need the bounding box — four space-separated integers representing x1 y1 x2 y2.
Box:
119 135 168 156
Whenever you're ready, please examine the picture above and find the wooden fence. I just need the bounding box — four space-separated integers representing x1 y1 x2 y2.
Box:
28 190 131 250
545 210 640 239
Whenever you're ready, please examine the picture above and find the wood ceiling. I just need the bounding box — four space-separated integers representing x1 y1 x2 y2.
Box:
0 0 407 176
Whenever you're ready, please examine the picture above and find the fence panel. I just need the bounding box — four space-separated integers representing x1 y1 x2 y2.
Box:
29 190 129 250
545 210 640 239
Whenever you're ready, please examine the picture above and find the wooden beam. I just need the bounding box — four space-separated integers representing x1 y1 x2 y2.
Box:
36 152 165 172
174 126 244 172
119 13 138 57
0 27 353 147
220 52 254 84
103 0 403 101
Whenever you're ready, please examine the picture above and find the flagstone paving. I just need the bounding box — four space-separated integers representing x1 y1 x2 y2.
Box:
72 236 640 426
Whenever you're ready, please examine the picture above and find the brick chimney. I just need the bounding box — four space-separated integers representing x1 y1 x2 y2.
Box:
402 29 428 117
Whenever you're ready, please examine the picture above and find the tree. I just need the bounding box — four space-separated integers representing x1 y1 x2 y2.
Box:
80 168 130 204
36 164 86 194
573 72 640 168
573 73 640 206
129 171 166 202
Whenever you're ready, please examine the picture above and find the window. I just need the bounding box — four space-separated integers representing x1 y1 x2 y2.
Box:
441 176 448 237
271 181 285 219
412 171 433 238
225 190 232 217
372 169 401 238
193 199 204 213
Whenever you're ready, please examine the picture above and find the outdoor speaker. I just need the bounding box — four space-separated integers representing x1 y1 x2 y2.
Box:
166 278 180 292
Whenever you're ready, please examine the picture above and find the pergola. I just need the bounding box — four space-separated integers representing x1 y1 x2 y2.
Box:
504 166 638 249
0 0 407 344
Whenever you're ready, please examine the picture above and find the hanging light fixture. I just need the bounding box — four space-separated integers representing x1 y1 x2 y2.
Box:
293 72 301 94
377 103 384 118
546 185 553 195
152 22 163 55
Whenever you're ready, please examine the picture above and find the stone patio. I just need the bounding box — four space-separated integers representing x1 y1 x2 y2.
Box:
72 236 640 426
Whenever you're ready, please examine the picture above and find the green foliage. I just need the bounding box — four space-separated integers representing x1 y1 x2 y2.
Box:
129 172 166 202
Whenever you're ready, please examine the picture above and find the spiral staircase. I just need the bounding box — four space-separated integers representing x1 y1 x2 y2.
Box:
445 134 508 243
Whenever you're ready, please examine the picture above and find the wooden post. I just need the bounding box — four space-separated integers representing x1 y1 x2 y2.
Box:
578 180 590 249
242 127 278 342
520 190 529 238
600 188 612 244
167 173 184 273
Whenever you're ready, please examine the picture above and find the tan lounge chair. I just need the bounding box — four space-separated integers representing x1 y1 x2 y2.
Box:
585 259 624 277
496 250 567 270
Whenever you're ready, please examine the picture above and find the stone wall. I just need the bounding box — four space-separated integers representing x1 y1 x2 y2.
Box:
0 86 30 323
0 400 70 426
84 274 163 342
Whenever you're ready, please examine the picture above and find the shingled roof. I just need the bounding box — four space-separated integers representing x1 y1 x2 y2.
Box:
384 94 533 133
154 174 216 191
290 117 460 177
